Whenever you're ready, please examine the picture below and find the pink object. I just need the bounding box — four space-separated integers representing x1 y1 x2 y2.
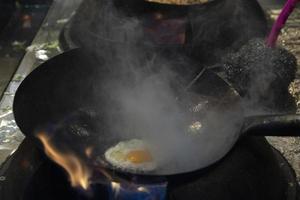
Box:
266 0 299 48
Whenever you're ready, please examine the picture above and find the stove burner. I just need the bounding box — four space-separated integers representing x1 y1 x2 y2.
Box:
108 181 167 200
1 137 299 200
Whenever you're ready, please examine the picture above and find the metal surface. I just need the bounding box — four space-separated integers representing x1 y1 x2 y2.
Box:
1 137 298 200
0 0 82 165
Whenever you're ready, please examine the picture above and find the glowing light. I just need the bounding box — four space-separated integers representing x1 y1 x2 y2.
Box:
85 147 93 158
111 181 121 197
37 132 91 190
188 121 203 135
190 121 202 130
137 186 150 193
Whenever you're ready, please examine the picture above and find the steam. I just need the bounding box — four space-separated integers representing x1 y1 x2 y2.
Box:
79 2 243 173
44 0 291 177
30 1 297 194
104 55 241 173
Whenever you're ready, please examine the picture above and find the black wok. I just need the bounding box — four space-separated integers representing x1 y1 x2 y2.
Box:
13 48 300 177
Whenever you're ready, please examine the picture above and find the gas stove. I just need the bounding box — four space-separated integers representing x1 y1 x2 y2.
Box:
0 0 300 199
2 143 298 200
0 136 299 200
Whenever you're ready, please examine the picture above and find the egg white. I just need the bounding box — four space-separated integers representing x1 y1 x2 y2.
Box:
104 139 157 172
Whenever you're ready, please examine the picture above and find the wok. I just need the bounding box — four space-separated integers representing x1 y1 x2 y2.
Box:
13 48 300 177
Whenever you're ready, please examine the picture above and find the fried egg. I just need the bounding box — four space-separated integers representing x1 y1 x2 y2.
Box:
104 139 156 172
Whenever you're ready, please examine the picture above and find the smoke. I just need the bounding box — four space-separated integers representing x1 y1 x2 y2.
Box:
38 0 297 176
103 51 241 173
50 0 288 174
27 1 297 193
70 1 244 173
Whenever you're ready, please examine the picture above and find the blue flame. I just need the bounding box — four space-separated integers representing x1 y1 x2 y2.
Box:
108 181 167 200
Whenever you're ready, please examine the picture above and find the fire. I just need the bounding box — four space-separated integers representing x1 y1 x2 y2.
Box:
85 146 93 158
37 132 91 190
137 186 150 193
111 181 121 198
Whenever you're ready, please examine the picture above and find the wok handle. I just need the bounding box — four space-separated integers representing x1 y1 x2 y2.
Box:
242 114 300 136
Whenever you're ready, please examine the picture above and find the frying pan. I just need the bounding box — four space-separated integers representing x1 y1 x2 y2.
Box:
13 48 300 177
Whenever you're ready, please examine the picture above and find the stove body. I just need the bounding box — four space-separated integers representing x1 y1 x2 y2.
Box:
0 0 300 200
0 137 299 200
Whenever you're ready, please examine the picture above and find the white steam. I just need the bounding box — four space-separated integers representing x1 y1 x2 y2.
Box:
78 1 243 173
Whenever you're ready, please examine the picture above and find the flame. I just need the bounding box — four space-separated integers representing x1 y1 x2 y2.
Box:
137 186 150 193
37 132 91 190
85 146 93 158
111 181 121 197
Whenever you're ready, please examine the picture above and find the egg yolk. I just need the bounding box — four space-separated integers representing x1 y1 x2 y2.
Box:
126 150 153 163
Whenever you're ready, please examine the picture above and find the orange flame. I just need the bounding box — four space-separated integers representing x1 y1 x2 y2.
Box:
37 132 91 190
85 146 93 158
